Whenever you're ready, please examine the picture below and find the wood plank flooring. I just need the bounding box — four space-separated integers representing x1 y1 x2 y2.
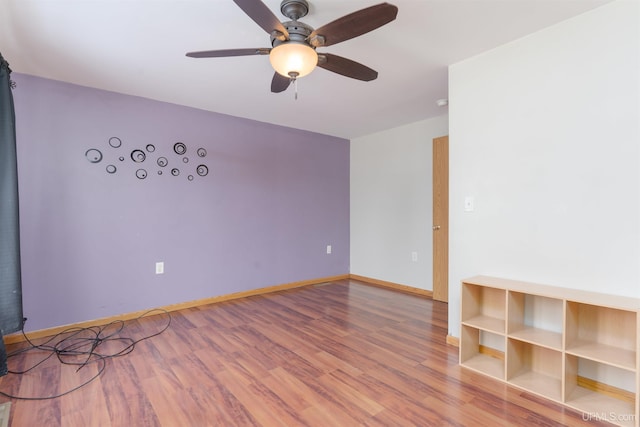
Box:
0 279 612 426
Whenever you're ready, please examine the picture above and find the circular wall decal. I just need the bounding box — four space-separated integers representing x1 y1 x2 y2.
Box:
109 137 122 148
136 169 147 179
85 149 103 163
188 175 194 181
197 148 207 157
157 157 168 167
183 157 189 163
106 164 117 174
131 149 146 163
146 144 156 153
196 164 208 177
174 142 187 155
171 168 180 176
119 156 125 161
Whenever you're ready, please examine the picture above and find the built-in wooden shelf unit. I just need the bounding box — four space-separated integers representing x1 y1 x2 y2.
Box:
460 276 639 427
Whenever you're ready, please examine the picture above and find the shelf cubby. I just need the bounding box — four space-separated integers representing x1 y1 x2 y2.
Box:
461 283 506 334
507 291 563 350
460 325 505 380
565 355 637 427
565 302 637 371
507 338 563 401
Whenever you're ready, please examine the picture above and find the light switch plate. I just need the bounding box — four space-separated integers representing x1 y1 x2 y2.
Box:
464 196 474 212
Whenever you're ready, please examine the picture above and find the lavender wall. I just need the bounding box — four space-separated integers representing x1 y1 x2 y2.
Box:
12 73 349 331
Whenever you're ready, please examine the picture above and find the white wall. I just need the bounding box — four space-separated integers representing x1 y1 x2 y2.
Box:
448 0 639 337
351 115 449 289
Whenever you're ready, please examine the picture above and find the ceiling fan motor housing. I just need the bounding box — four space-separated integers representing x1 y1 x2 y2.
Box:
270 20 314 48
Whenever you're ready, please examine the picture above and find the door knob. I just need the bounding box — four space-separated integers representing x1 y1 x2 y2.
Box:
433 225 441 230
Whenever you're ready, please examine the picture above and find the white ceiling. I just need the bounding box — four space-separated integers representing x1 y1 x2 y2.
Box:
1 0 613 139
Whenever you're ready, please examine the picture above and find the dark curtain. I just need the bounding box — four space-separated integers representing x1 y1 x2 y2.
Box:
0 53 23 376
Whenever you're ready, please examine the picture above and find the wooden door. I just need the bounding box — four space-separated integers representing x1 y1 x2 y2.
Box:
432 136 449 302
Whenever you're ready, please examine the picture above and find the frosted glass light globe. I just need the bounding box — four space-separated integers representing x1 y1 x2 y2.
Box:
269 42 318 78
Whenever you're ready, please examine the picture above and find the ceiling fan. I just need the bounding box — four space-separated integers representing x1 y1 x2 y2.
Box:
186 0 398 94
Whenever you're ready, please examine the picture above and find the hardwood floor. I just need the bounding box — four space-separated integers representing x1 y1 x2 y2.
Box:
0 279 612 426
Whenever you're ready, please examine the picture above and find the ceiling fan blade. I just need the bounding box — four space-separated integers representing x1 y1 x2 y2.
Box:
308 3 398 47
317 53 378 81
271 72 291 93
233 0 289 39
186 48 270 58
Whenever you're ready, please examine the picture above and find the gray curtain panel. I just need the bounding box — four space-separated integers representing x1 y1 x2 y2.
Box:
0 337 6 376
0 53 24 375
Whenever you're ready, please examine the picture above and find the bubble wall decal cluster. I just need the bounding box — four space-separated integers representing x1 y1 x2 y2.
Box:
86 137 209 181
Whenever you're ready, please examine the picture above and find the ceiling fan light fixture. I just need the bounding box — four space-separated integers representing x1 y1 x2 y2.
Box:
269 42 318 78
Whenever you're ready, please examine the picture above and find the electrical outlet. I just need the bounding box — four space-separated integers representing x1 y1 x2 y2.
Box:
155 261 164 274
411 251 418 262
326 245 332 254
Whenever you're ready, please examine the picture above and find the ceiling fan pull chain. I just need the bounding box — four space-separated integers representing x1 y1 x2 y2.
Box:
288 71 300 100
